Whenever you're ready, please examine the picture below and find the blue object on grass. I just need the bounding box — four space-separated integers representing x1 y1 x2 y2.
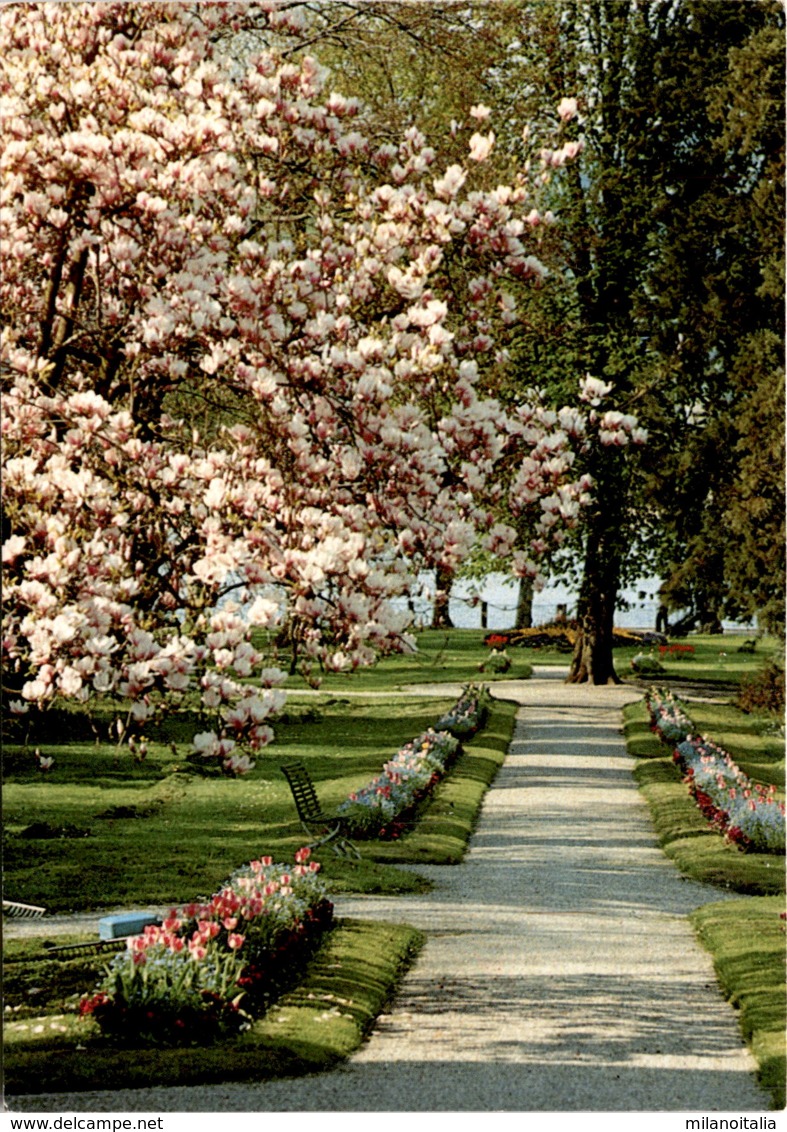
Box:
98 911 161 939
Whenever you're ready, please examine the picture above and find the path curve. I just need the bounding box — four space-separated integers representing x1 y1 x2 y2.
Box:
7 673 769 1112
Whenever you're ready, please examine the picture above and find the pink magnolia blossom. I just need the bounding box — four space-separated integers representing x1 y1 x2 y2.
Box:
0 2 644 768
468 131 495 162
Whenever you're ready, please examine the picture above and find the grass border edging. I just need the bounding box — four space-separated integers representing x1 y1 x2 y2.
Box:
690 897 786 1110
622 700 784 896
4 917 424 1098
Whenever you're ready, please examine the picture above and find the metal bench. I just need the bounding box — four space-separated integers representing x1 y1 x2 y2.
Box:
280 762 360 858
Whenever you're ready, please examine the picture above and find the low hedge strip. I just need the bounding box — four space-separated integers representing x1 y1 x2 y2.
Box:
691 897 786 1110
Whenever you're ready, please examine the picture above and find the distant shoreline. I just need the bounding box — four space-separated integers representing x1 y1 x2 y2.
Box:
399 572 756 634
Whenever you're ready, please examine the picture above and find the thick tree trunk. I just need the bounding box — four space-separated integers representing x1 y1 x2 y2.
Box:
568 608 620 684
431 566 454 629
566 527 621 685
515 575 534 629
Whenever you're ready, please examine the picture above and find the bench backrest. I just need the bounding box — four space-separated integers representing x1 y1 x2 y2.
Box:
280 762 326 824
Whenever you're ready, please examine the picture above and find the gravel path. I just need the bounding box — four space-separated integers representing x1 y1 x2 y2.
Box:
6 672 769 1112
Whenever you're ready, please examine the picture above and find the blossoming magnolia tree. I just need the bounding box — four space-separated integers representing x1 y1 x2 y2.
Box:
1 2 643 772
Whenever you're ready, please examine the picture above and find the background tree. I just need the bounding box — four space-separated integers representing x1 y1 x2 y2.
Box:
497 0 785 681
655 11 785 636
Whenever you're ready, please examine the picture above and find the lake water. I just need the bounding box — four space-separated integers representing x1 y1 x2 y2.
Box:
404 573 754 633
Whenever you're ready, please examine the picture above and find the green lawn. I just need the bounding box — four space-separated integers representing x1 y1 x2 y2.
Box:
3 682 517 1096
633 634 780 686
278 627 535 688
3 695 518 911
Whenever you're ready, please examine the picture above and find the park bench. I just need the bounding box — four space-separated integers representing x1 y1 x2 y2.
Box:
280 761 360 858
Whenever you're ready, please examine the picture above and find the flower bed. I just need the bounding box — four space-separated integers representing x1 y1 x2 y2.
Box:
335 685 491 839
435 683 491 738
645 687 785 854
658 643 695 658
644 686 694 744
80 848 332 1044
484 634 510 650
337 728 459 839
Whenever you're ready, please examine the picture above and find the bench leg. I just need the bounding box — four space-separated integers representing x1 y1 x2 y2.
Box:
299 822 360 859
333 835 361 860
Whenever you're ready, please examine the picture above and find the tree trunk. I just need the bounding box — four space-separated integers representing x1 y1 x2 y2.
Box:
515 575 534 629
431 566 454 629
568 610 620 684
566 526 621 685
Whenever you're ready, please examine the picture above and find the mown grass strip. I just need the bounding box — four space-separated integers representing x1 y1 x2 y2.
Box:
623 700 784 896
3 917 423 1097
691 897 786 1110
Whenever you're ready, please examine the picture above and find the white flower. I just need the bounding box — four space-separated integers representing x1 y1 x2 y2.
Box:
192 731 220 758
468 131 494 163
204 477 227 509
260 667 287 688
432 164 466 201
223 753 255 776
21 679 50 702
557 97 578 122
2 535 26 564
579 374 614 406
58 666 83 696
407 299 447 328
522 255 548 279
